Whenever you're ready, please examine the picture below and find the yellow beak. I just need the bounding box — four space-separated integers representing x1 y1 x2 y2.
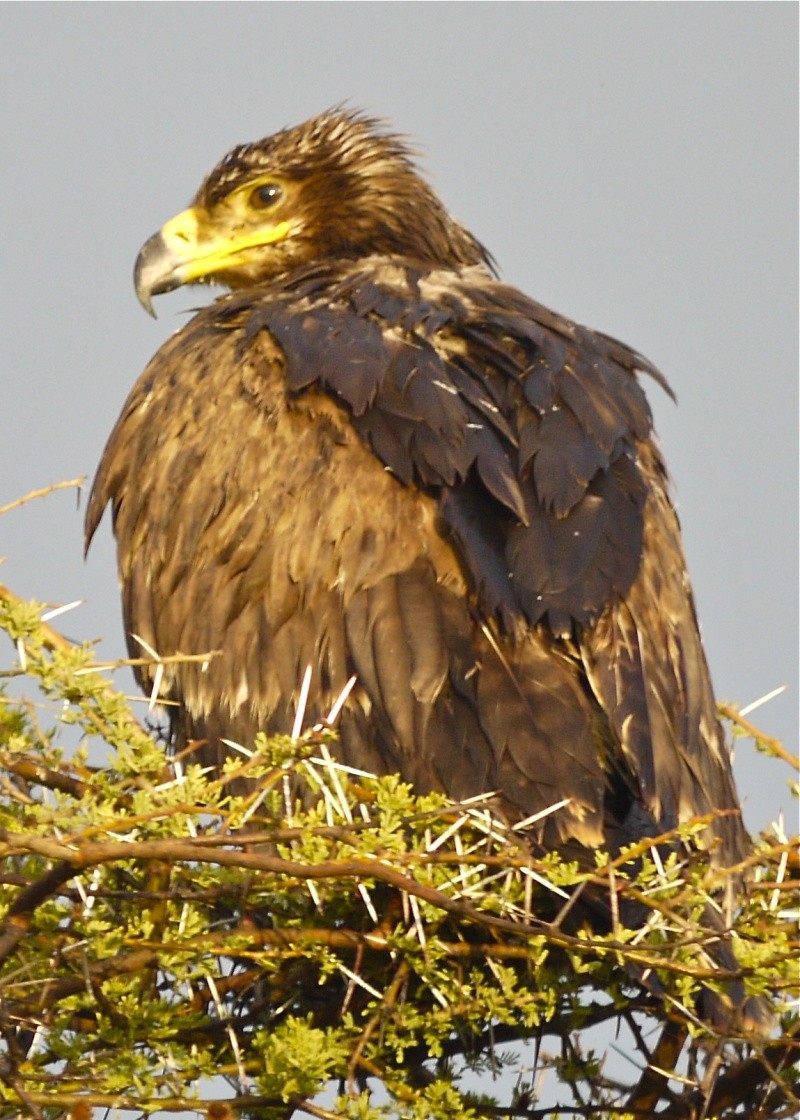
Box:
133 206 292 316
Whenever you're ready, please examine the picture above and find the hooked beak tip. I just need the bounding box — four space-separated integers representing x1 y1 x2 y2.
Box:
138 290 157 318
134 230 183 318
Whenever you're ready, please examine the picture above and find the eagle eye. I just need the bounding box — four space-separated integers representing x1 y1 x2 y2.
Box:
250 182 284 210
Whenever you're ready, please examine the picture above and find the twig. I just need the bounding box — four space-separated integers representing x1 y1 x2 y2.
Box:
719 703 800 771
0 478 85 518
625 1019 688 1111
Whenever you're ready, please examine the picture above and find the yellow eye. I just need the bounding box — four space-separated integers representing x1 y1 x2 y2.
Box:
250 182 284 210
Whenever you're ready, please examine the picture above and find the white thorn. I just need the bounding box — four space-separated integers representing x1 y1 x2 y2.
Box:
148 661 165 713
292 664 313 739
221 737 254 758
41 599 84 622
324 674 358 725
511 797 572 832
130 632 160 659
739 685 787 717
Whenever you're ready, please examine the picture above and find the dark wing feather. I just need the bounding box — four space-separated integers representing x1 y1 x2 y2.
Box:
521 407 612 516
235 263 655 631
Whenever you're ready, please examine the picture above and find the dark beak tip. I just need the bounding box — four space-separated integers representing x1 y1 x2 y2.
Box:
133 230 177 319
138 288 157 319
133 253 157 318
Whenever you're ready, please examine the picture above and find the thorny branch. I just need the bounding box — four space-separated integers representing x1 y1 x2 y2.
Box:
0 587 797 1119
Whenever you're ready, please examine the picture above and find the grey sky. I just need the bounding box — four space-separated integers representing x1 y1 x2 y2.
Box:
1 3 796 840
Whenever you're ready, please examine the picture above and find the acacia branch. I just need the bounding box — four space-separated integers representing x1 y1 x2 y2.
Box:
0 830 762 984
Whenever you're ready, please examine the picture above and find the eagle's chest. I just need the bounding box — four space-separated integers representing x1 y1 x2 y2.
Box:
120 330 464 622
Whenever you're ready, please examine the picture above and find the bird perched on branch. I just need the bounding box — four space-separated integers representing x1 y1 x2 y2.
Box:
86 109 765 1027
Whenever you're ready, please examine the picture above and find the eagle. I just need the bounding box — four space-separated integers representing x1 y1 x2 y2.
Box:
86 109 763 1025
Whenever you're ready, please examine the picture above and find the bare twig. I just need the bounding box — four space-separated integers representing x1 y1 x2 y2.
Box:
0 478 84 518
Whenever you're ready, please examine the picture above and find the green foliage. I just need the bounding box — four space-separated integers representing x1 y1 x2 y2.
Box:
0 584 797 1120
253 1019 350 1102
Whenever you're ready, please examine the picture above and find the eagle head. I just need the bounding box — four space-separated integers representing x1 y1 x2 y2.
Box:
134 108 492 314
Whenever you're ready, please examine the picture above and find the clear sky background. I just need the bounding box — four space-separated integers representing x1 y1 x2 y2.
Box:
1 4 796 847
